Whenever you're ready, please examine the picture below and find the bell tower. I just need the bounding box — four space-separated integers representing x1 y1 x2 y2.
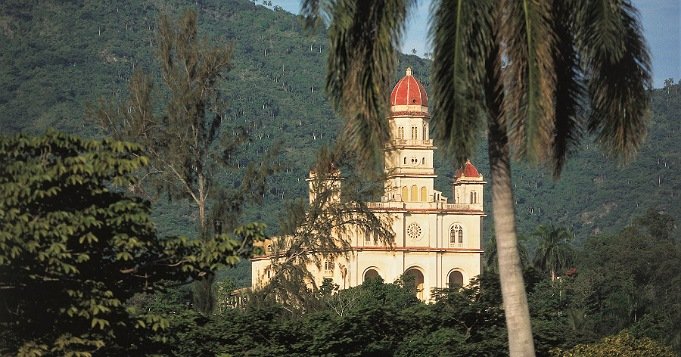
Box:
253 66 485 302
384 68 440 203
453 160 485 210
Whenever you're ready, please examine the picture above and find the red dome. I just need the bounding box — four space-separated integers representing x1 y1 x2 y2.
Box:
455 160 481 178
390 67 428 107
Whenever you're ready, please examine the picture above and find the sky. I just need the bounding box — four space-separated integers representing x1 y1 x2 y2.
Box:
271 0 680 88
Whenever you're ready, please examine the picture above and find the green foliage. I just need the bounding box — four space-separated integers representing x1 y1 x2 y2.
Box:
552 331 675 357
569 212 681 350
103 209 681 355
0 131 266 355
524 211 681 355
3 0 678 254
318 0 416 170
151 276 507 356
255 146 394 308
307 0 652 354
94 8 275 314
1 0 681 296
0 131 160 355
531 225 575 280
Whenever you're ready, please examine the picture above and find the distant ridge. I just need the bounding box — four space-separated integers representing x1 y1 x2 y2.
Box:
1 0 680 248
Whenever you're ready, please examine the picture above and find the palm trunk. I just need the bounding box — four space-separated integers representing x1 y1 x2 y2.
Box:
488 116 536 356
484 33 536 355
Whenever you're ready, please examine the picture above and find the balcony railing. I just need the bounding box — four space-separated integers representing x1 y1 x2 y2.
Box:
366 201 481 211
390 167 435 175
391 139 433 146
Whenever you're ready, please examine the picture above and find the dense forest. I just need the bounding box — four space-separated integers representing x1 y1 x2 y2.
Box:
1 0 681 355
3 0 680 246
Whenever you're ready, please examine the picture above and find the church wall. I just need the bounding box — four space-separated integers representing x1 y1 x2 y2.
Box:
440 214 483 250
439 252 482 288
251 68 484 303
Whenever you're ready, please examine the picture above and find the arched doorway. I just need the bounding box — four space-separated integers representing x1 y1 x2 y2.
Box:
364 268 381 282
404 267 425 300
448 270 464 288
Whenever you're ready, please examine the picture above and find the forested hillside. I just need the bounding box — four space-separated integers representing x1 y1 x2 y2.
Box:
3 2 681 355
1 0 680 245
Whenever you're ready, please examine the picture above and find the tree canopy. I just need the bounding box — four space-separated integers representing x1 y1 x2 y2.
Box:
0 131 265 355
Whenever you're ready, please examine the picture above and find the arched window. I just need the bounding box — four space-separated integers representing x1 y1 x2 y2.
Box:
421 186 427 202
450 225 463 247
422 125 427 141
422 157 425 165
411 126 418 139
402 186 409 201
470 191 477 203
404 267 425 300
448 271 464 288
403 157 407 165
364 268 381 282
411 185 418 201
398 127 404 139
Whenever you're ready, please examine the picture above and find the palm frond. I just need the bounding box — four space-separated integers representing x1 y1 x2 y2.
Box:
576 0 652 161
550 1 586 177
500 0 556 162
324 0 416 171
576 0 628 62
430 0 495 166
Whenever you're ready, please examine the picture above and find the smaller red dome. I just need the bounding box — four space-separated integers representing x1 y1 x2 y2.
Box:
455 160 481 178
390 67 428 107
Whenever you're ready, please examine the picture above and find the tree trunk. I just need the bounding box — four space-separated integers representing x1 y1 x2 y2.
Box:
488 116 536 356
198 172 207 239
193 272 215 315
483 32 536 355
194 172 216 316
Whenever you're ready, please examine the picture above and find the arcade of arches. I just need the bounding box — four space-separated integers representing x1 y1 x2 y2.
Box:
401 185 429 202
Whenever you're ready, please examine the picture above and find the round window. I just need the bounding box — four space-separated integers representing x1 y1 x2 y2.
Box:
407 223 422 240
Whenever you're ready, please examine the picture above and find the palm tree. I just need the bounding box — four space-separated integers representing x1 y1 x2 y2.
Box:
485 234 531 273
302 1 651 355
532 225 575 281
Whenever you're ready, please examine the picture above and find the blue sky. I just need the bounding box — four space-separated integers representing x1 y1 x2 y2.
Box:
271 0 679 88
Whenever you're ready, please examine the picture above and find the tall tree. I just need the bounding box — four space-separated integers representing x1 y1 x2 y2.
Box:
95 10 274 315
254 146 394 310
485 234 530 273
531 225 575 281
301 0 651 355
0 132 157 355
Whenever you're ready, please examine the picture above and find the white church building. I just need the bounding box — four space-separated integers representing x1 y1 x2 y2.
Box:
252 68 485 301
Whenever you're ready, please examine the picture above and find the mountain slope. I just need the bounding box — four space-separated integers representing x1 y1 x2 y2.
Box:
1 0 680 245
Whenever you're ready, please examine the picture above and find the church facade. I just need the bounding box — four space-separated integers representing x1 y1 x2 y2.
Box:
252 68 485 301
